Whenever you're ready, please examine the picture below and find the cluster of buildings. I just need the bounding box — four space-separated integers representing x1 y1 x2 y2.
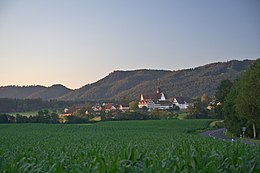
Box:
61 86 192 117
138 87 192 111
62 103 130 117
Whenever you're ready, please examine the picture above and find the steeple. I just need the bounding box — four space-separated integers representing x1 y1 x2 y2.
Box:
140 94 144 101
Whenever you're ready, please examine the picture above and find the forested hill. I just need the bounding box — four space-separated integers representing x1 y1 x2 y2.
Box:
59 59 256 101
0 84 72 100
0 59 256 101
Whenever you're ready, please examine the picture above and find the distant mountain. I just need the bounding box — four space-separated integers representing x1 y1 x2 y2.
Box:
0 84 72 100
59 59 256 101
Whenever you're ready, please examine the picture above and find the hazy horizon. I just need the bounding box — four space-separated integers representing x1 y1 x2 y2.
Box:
1 0 259 89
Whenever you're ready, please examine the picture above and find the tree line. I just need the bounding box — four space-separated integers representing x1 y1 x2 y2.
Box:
0 98 76 113
0 110 59 123
0 109 178 124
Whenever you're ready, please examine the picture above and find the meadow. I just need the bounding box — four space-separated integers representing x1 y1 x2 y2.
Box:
0 120 259 172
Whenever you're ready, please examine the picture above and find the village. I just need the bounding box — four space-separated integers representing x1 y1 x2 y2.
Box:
59 86 196 122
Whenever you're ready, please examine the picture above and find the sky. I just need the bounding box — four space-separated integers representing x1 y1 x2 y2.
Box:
0 0 259 89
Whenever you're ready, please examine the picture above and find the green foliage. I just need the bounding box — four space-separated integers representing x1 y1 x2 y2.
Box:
213 79 233 119
224 88 247 135
224 61 260 138
187 97 208 119
215 79 233 103
0 114 15 123
201 94 209 107
129 101 138 110
64 115 89 124
0 120 259 172
0 98 76 113
235 62 260 138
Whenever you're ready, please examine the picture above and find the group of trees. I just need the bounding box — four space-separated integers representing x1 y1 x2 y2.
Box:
0 110 59 123
224 61 260 139
187 95 209 119
0 98 75 113
100 109 178 121
67 105 178 122
214 61 260 139
0 107 178 124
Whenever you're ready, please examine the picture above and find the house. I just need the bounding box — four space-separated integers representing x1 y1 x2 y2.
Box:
60 106 79 117
118 104 130 112
172 97 192 110
138 87 173 111
159 100 174 110
92 106 99 112
105 103 117 112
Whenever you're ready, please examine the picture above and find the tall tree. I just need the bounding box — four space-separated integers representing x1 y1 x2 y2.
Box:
214 79 233 119
201 94 209 107
187 97 203 118
235 62 260 138
223 87 247 135
215 79 233 103
129 101 138 111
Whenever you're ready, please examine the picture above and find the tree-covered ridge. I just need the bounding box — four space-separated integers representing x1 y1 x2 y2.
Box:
0 84 72 100
0 59 256 101
0 98 75 113
60 59 255 101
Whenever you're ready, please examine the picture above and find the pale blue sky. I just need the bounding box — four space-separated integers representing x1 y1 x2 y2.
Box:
0 0 259 89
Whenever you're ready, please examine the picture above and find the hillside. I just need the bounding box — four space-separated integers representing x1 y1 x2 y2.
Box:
0 84 72 100
59 59 255 101
0 59 256 101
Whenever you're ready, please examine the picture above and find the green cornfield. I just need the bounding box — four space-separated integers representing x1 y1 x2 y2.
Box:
0 120 259 172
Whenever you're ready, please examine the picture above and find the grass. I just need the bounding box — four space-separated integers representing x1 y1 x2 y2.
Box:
240 137 260 144
209 120 224 128
0 119 259 172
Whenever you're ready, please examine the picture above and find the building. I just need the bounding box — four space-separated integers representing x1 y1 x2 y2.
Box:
118 104 130 112
138 87 173 111
172 97 192 110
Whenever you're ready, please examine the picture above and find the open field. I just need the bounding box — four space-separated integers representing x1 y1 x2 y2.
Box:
0 120 259 172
